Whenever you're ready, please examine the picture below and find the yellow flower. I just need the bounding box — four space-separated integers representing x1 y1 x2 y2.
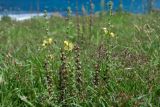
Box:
109 32 115 37
64 40 74 51
102 27 108 34
48 38 53 45
42 40 48 47
42 38 53 47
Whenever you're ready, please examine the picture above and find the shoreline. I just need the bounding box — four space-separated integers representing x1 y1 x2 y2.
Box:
0 12 63 21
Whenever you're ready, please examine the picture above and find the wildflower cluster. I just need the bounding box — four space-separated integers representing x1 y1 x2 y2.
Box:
42 38 53 47
64 40 74 51
102 27 115 37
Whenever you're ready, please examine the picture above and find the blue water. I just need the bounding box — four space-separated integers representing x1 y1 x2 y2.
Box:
0 0 160 14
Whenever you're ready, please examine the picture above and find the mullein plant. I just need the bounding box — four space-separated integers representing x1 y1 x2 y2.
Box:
44 10 49 36
81 5 87 40
76 0 80 39
59 49 68 106
42 10 56 58
74 45 84 101
41 10 56 104
62 40 79 104
99 3 116 94
42 10 54 49
94 44 108 90
108 0 113 16
65 3 75 40
93 63 100 87
75 1 83 44
89 0 94 39
93 45 104 89
66 57 77 101
43 59 53 98
67 0 71 20
66 6 71 36
104 0 115 39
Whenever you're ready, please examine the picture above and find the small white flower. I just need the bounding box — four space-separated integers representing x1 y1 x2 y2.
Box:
125 67 133 70
102 27 108 34
110 32 115 37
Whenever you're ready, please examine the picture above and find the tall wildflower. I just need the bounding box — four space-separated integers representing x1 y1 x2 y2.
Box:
59 49 68 106
44 10 49 35
108 0 113 16
43 60 53 97
66 3 74 40
81 5 87 39
93 64 100 87
94 44 107 88
74 45 84 101
67 1 71 20
64 41 74 51
102 27 115 38
42 38 53 48
76 0 80 39
89 0 94 38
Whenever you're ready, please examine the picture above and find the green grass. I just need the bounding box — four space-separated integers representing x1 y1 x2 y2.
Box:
0 12 160 107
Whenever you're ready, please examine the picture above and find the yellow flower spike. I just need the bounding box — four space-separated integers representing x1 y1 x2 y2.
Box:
64 40 69 46
110 32 115 37
64 40 74 51
42 38 54 48
48 38 53 45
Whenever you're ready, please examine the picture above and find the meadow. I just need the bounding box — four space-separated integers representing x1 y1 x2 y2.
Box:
0 6 160 107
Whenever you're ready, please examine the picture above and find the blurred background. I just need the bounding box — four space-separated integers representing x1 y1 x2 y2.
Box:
0 0 160 20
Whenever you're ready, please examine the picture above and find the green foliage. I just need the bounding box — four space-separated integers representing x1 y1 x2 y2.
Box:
0 12 160 107
1 15 12 22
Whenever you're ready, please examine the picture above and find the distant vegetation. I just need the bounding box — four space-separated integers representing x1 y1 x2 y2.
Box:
0 0 159 14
